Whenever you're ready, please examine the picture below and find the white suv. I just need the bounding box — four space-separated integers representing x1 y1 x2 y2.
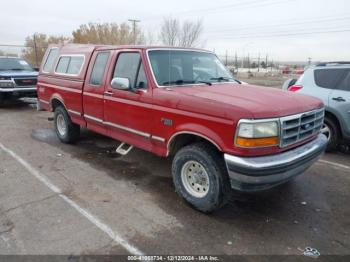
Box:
283 62 350 151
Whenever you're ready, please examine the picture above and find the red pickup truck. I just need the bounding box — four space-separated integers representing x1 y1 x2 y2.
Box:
37 44 327 212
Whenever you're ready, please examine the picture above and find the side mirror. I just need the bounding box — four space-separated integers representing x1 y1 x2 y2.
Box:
111 77 130 90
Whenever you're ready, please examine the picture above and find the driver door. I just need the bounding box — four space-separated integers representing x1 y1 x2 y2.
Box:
103 50 153 151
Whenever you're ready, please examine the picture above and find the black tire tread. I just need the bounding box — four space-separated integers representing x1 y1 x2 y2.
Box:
54 106 80 144
172 142 230 213
325 115 340 152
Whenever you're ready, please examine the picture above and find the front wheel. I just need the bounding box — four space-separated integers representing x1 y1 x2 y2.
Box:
54 106 80 144
172 143 230 213
322 116 340 152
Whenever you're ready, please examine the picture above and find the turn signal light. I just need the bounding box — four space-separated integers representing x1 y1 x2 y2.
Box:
288 85 303 92
236 136 279 147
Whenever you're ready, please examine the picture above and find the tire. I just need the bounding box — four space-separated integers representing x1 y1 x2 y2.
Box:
54 106 80 144
322 116 340 152
0 94 4 106
172 142 230 213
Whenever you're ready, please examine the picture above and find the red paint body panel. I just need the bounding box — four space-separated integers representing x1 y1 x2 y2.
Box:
37 44 324 158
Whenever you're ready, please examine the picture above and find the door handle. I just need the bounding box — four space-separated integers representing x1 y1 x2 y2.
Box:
332 97 346 102
104 91 113 96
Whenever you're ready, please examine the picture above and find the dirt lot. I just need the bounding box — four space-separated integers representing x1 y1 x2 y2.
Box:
0 98 349 259
236 71 297 87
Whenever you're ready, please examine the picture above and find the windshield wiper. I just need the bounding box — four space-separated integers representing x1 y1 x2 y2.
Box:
162 79 211 86
210 77 233 82
196 81 212 86
9 68 25 71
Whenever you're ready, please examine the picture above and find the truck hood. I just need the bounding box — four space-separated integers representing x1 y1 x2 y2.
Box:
172 83 324 119
0 70 38 77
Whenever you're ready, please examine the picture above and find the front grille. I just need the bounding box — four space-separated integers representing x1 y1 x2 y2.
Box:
280 108 324 147
14 78 37 87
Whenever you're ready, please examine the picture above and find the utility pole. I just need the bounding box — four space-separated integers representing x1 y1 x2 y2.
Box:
257 53 260 72
128 19 141 45
248 53 250 71
33 33 39 68
271 59 273 71
308 57 312 65
265 54 268 69
235 52 238 69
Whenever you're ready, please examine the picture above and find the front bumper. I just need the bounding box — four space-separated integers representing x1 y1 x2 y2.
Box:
0 86 36 93
224 134 328 192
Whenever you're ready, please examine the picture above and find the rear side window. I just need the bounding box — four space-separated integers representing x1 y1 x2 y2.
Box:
336 70 350 91
314 69 347 89
55 57 70 73
55 55 85 76
43 48 59 72
90 52 110 86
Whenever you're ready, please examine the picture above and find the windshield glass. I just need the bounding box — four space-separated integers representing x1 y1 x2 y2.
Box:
0 58 34 71
148 50 236 86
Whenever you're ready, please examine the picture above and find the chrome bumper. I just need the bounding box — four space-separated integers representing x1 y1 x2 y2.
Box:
0 86 36 92
224 134 328 192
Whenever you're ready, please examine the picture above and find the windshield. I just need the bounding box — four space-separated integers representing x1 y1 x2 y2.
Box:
0 58 34 71
148 50 236 86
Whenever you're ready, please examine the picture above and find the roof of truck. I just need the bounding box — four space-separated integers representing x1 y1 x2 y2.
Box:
48 43 212 53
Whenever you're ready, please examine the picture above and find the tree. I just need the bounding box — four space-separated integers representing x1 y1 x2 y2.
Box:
179 20 203 47
72 22 145 45
159 18 203 47
160 18 180 46
22 34 70 67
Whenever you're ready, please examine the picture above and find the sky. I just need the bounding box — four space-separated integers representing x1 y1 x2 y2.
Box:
1 0 350 62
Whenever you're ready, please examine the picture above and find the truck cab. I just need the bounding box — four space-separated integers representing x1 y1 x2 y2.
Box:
0 57 38 105
37 44 327 212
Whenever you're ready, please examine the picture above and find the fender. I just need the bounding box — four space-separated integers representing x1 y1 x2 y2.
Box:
50 93 66 112
167 123 225 156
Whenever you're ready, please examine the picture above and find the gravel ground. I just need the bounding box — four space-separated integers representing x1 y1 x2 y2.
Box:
0 98 349 259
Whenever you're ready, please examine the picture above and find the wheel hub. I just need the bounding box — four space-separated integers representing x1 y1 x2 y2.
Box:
181 161 210 198
321 123 331 142
56 114 67 136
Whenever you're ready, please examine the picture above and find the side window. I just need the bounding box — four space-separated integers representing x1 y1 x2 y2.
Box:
67 56 84 75
135 63 147 89
43 48 59 72
55 57 70 74
314 69 347 89
55 56 84 76
113 52 147 89
336 70 350 91
90 52 110 86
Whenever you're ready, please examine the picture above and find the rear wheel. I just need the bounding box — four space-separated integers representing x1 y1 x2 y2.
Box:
0 94 3 106
54 106 80 143
322 116 340 152
172 142 230 213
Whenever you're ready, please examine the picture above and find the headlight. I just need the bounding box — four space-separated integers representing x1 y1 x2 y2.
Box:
0 81 14 88
236 120 279 148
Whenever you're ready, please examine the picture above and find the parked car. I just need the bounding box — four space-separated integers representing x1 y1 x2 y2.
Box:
284 62 350 151
0 57 38 105
37 44 327 212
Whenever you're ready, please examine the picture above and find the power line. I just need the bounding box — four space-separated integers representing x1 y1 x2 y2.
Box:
217 28 350 40
205 15 350 34
211 23 350 38
142 0 293 21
